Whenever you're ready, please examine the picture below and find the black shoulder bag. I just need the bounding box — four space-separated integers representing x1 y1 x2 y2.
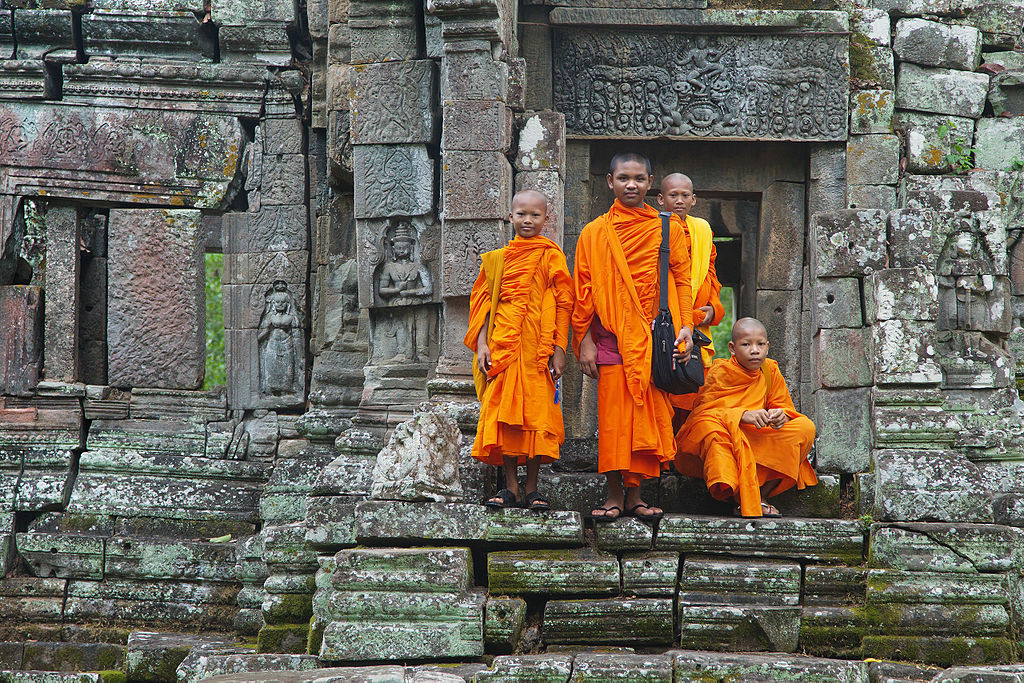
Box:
650 211 712 395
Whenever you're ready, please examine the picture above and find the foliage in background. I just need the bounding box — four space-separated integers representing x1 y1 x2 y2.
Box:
204 253 226 390
711 286 735 362
936 120 976 174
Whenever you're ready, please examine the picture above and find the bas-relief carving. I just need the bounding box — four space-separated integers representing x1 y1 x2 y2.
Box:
936 228 1011 333
369 305 437 365
358 216 439 308
553 31 848 140
257 280 304 399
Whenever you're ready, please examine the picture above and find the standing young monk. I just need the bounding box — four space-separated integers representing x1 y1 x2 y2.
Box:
573 153 694 522
675 318 817 517
657 173 725 427
465 190 574 510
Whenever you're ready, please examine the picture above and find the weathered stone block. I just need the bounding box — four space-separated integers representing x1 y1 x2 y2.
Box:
16 532 104 579
678 604 801 652
484 596 525 653
544 598 673 645
896 63 990 118
371 408 463 502
813 388 871 474
757 181 805 290
867 569 1007 606
846 134 899 185
223 207 308 254
355 500 486 543
620 552 678 598
351 60 436 145
864 45 895 90
679 557 801 606
474 655 572 683
861 635 1013 667
105 537 237 581
756 290 801 389
969 2 1024 48
894 18 982 71
348 0 417 64
514 111 565 174
849 90 894 135
847 184 896 212
814 328 872 388
655 515 865 564
441 100 512 152
873 449 993 523
852 8 889 47
442 151 512 221
803 566 867 605
594 518 653 552
898 112 975 174
872 319 942 385
440 44 509 102
20 641 126 674
811 277 862 330
864 268 939 322
352 145 434 219
485 508 584 546
0 576 66 624
125 631 236 683
810 209 888 277
331 547 471 594
671 651 869 682
107 209 204 390
569 653 673 682
0 286 43 394
974 118 1024 172
869 523 1023 572
42 207 79 383
487 548 618 595
440 219 508 298
989 69 1024 117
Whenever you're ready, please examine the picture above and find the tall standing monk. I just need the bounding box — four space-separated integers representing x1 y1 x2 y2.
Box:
657 173 725 430
675 317 817 517
465 190 574 510
573 152 694 522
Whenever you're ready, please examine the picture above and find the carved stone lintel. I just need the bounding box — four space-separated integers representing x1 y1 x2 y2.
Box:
553 30 848 141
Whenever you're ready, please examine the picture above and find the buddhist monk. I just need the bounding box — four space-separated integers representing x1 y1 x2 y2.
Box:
675 317 818 517
465 189 574 510
656 173 725 429
573 152 694 522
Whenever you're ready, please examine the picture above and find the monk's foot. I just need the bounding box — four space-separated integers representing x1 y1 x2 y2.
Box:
523 490 551 511
590 502 622 523
484 488 519 509
732 502 782 518
627 502 664 522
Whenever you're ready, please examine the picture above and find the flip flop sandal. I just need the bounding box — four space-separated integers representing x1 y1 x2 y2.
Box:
627 502 664 522
484 488 519 509
524 491 551 511
589 505 621 523
761 502 782 518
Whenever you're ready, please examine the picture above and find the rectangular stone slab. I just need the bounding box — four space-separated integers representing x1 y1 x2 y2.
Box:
543 598 673 645
319 615 483 662
803 566 867 605
355 500 487 543
15 449 75 511
312 590 484 626
861 635 1013 667
64 579 239 626
654 515 865 563
594 518 653 551
869 522 1023 573
487 548 619 595
0 286 42 395
671 650 869 682
866 569 1007 605
484 596 525 653
303 497 357 549
107 208 204 389
677 604 801 652
570 653 672 682
15 532 104 579
104 537 237 581
484 508 584 546
474 654 573 683
621 552 679 597
330 547 472 594
678 557 801 606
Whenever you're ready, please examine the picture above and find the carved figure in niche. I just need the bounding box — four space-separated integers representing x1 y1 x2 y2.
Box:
376 220 433 306
371 306 435 365
936 228 997 330
258 280 302 396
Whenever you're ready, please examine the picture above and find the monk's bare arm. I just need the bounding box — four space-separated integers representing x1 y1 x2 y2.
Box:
477 315 491 375
578 329 599 379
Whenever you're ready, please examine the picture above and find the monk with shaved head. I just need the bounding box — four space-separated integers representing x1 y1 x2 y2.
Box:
657 173 725 428
675 317 817 517
465 189 574 510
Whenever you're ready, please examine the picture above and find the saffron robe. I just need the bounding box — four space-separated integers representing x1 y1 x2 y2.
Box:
672 214 725 411
675 357 818 517
571 200 694 484
465 235 573 465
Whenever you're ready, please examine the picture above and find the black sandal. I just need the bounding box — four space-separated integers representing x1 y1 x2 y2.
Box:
589 505 621 523
524 491 551 511
484 488 519 509
627 502 664 522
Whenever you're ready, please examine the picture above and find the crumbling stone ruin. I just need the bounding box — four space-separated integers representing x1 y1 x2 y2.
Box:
1 0 1024 680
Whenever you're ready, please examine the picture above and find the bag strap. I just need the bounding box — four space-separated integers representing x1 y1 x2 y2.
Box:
658 211 671 314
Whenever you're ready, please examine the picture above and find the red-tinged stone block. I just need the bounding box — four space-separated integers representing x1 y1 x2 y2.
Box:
0 285 43 395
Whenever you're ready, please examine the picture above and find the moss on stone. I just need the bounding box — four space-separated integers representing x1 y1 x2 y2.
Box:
861 635 1013 666
257 624 310 654
263 593 313 623
849 32 878 83
306 616 325 656
93 671 127 683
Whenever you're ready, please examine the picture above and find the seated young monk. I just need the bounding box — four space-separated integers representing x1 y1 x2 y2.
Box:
573 152 694 522
465 189 574 510
656 173 725 430
675 317 817 518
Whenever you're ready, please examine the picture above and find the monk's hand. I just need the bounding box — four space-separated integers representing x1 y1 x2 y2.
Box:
477 344 492 377
740 409 771 428
767 408 789 429
674 326 693 363
549 346 566 380
698 305 714 326
579 332 599 379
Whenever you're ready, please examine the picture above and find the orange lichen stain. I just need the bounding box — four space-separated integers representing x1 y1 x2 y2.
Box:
170 196 186 206
924 147 944 167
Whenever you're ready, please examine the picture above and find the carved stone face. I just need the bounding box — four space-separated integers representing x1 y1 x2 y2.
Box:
392 238 413 259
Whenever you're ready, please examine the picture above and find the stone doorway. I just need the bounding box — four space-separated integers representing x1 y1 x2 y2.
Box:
561 139 813 444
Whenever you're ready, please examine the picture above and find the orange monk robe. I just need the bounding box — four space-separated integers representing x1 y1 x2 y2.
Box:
464 236 573 466
675 357 818 517
671 215 726 412
572 200 694 485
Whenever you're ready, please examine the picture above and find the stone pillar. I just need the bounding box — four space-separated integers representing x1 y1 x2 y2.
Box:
430 0 519 400
42 205 79 383
0 285 43 395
